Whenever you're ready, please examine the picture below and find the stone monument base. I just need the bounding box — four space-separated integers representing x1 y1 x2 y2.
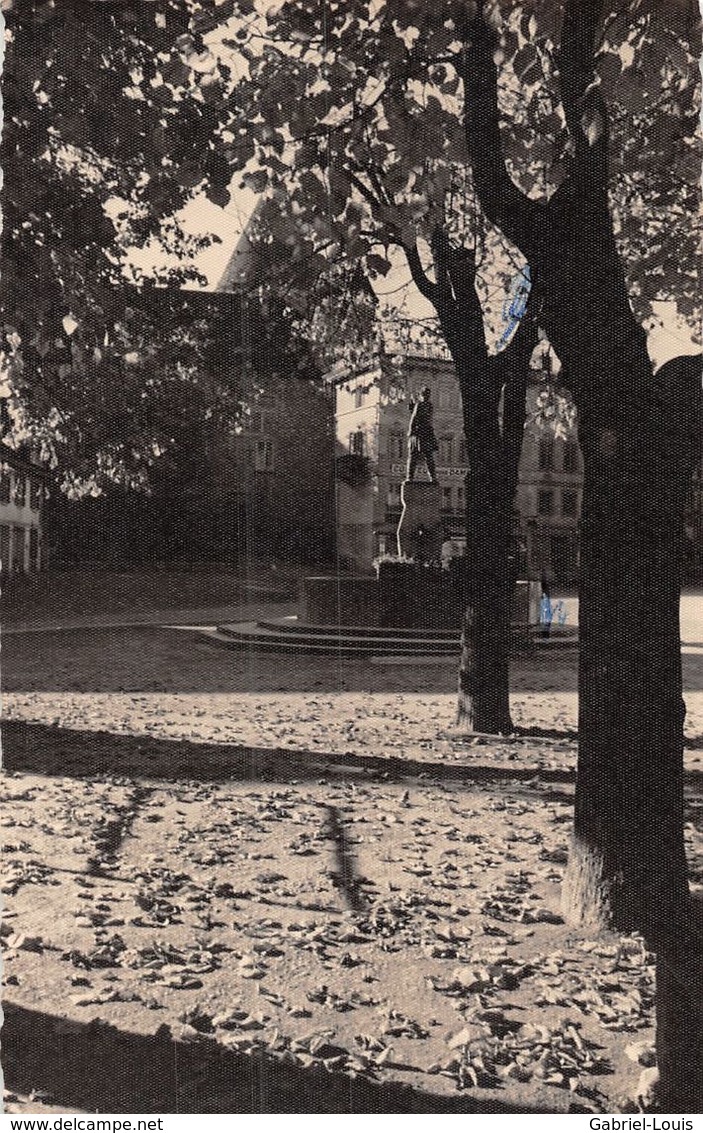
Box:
397 480 443 562
302 567 529 631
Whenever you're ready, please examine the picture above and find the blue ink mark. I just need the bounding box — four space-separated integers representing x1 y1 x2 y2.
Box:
539 598 568 627
553 600 568 627
498 265 531 349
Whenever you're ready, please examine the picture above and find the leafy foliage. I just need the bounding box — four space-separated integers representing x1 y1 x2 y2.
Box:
202 0 699 338
483 0 701 327
1 0 238 490
4 0 698 485
198 0 540 364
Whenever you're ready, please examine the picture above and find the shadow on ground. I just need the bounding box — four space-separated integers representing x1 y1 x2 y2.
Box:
2 718 582 787
8 721 703 838
3 1002 537 1115
5 718 702 793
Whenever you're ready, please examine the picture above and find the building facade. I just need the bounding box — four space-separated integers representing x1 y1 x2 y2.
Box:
327 353 583 581
214 371 335 564
516 418 583 585
0 446 46 575
215 226 336 567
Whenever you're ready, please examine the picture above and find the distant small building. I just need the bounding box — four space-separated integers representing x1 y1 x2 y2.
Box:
325 351 583 581
0 445 46 575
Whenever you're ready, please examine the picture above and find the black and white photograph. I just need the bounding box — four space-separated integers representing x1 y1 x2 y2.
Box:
1 0 702 1119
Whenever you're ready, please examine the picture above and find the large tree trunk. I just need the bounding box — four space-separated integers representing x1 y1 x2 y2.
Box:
462 0 698 935
561 350 692 935
655 935 703 1112
456 409 515 735
538 228 695 933
559 407 625 926
461 0 702 1105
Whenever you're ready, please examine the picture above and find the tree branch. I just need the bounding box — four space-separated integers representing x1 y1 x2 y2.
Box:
431 226 487 358
500 301 539 368
557 0 609 182
459 6 538 261
365 160 393 209
347 169 383 212
403 241 439 304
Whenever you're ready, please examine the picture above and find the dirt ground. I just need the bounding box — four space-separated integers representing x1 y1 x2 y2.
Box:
1 566 298 628
3 617 703 1114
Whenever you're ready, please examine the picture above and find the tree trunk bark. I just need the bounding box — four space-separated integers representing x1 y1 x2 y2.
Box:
420 236 533 738
655 935 703 1112
560 409 626 927
457 514 515 735
461 0 702 1101
552 322 702 1115
559 334 694 935
460 0 701 934
454 356 526 735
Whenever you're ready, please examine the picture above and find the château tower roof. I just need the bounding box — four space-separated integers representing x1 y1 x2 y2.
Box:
216 198 283 294
215 203 264 293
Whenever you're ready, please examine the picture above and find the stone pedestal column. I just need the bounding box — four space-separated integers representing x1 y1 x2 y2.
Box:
396 480 443 562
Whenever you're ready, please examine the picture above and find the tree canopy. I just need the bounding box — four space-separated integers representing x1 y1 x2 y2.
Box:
1 0 240 491
5 0 697 493
4 1 701 1104
203 0 699 343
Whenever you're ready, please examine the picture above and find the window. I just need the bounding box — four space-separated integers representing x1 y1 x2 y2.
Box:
354 387 364 408
563 438 580 473
253 438 274 472
439 436 454 464
385 484 402 520
538 489 553 516
562 489 579 518
349 430 365 456
458 437 469 464
386 483 402 508
0 473 10 505
538 437 554 471
388 433 405 460
442 487 453 511
456 486 465 510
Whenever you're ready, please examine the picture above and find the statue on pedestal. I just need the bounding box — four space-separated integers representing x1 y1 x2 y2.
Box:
406 386 439 484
